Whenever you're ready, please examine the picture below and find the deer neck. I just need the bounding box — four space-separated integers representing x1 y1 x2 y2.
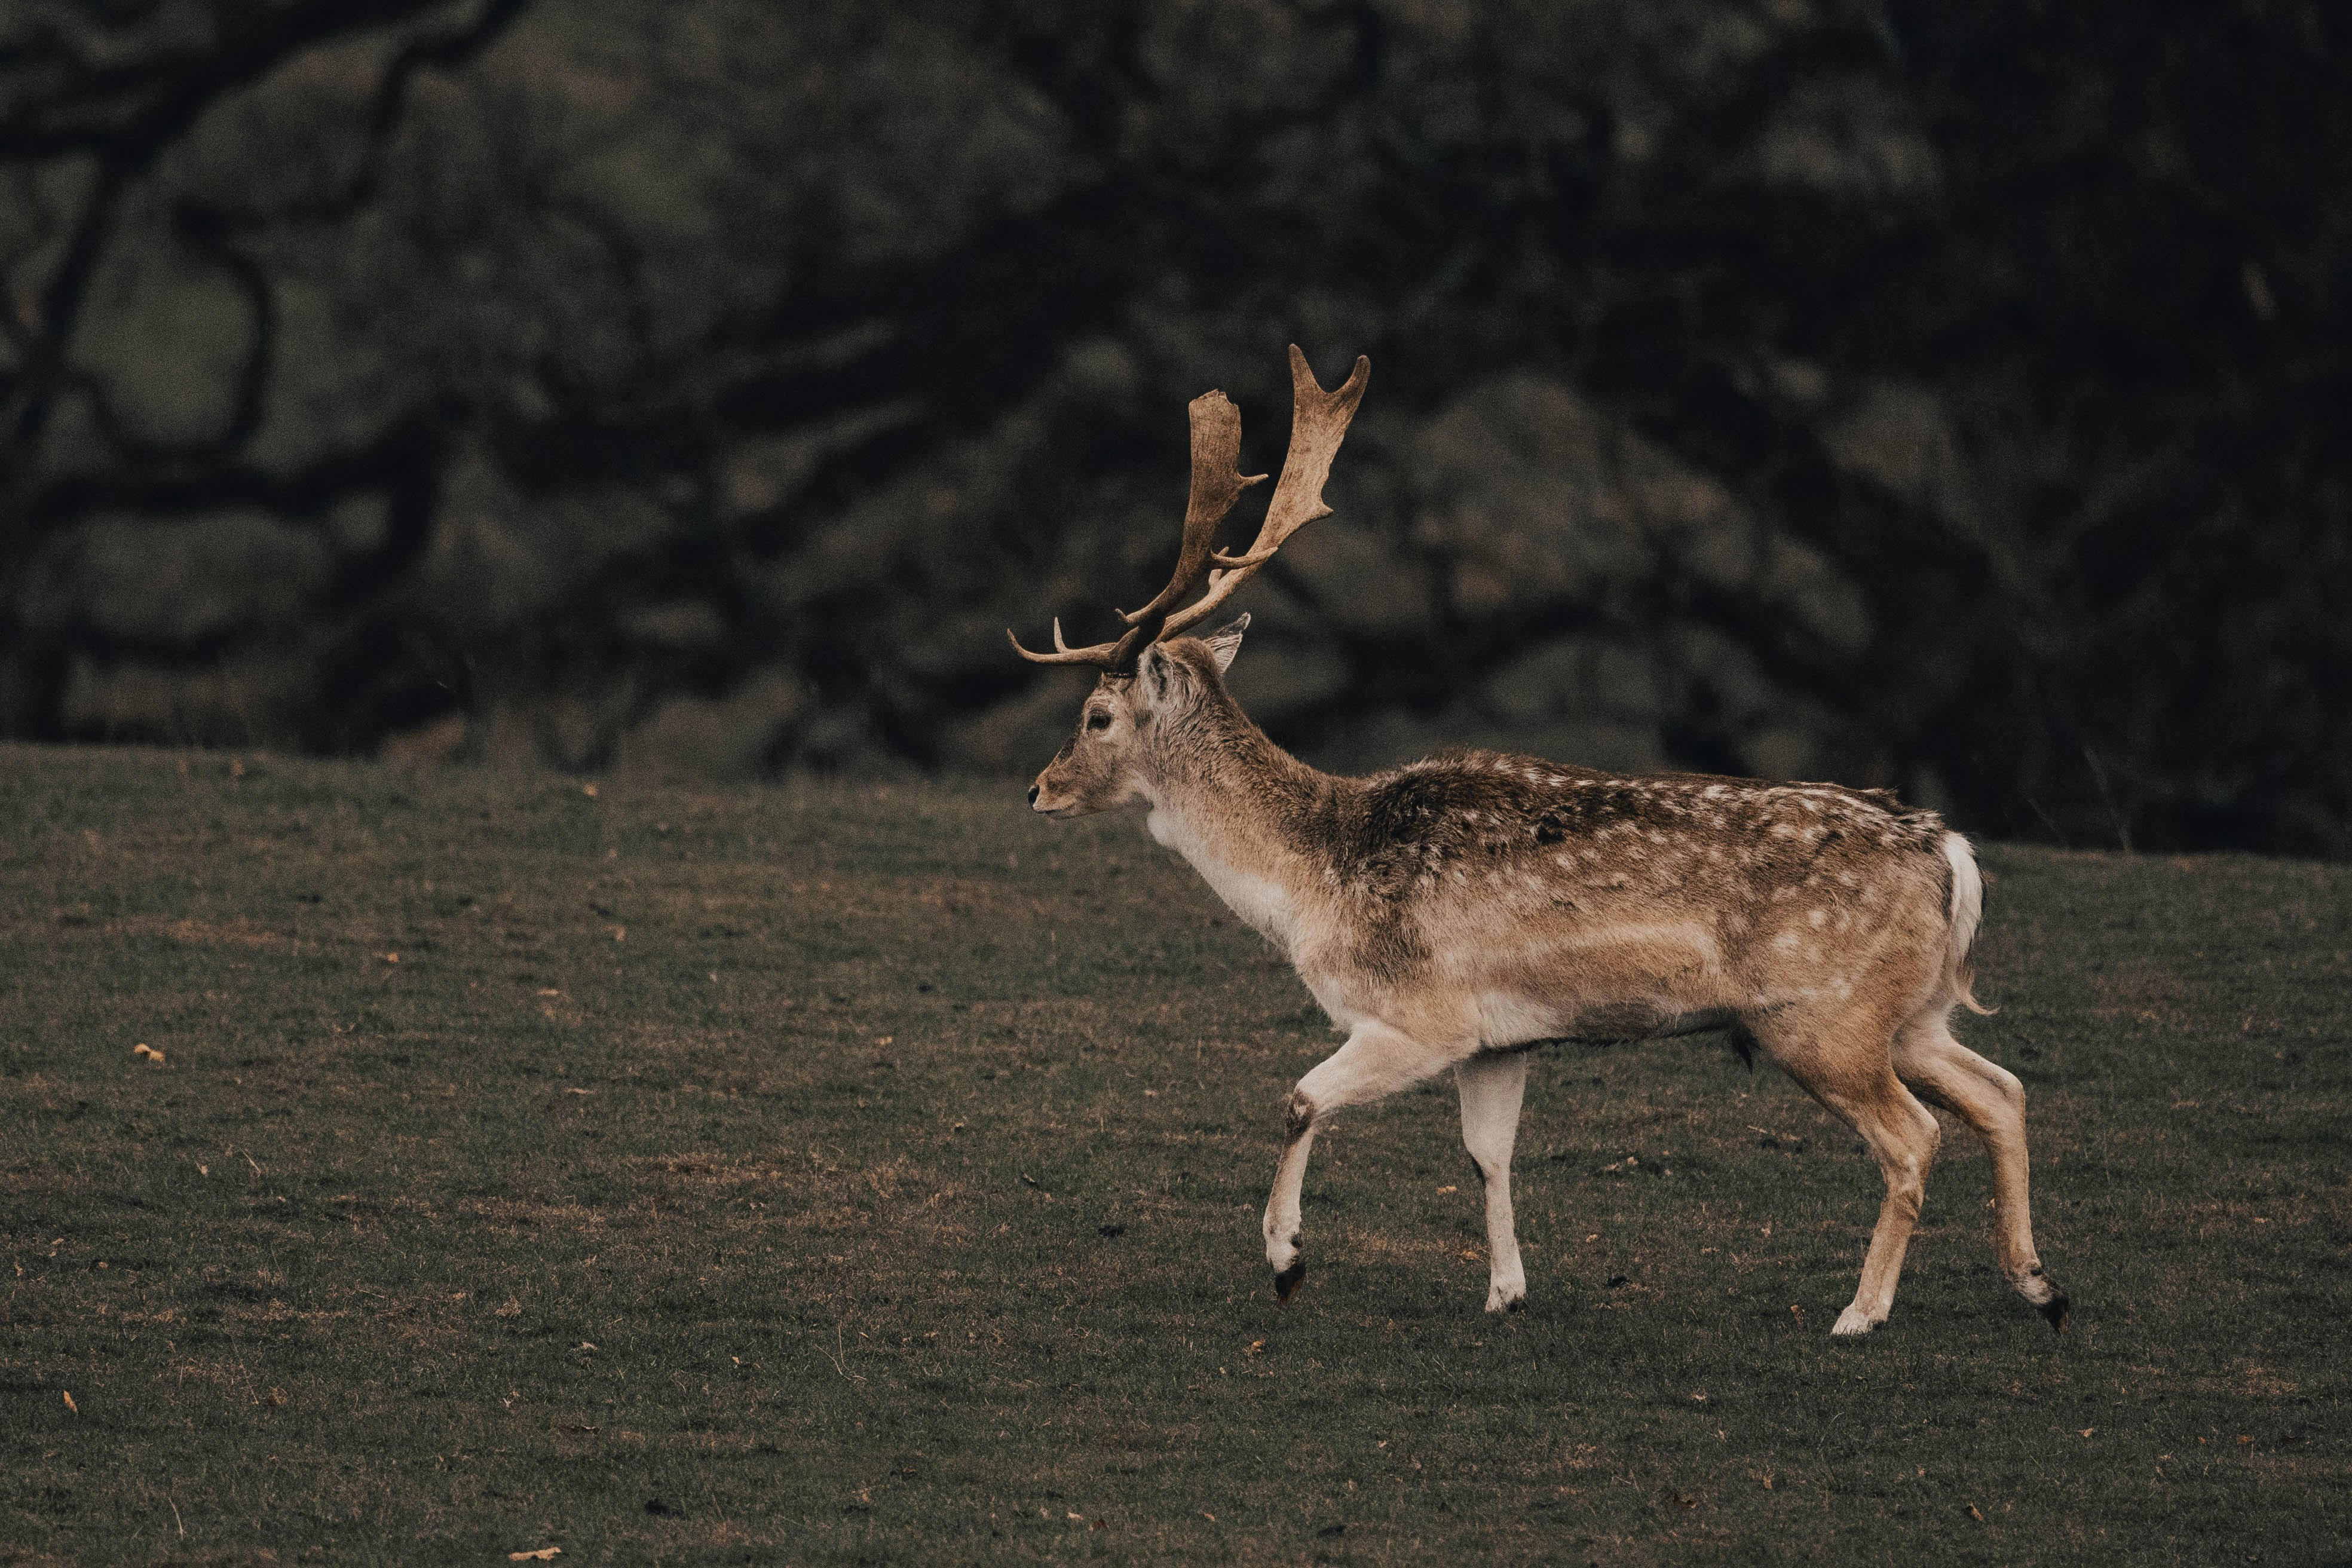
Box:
1137 703 1330 951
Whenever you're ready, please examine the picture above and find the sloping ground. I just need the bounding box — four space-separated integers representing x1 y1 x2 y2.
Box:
1 743 2345 1566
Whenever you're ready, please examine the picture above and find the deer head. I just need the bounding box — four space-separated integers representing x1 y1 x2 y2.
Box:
1022 620 1251 817
1012 346 1370 817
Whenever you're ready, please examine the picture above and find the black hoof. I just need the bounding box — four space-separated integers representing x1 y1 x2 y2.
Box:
2038 1291 2071 1334
1273 1258 1306 1303
1504 1296 1527 1314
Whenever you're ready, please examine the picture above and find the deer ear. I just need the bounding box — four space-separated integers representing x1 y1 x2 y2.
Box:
1202 613 1249 674
1139 645 1171 702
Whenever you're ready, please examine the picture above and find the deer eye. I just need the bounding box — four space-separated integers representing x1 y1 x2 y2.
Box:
1085 711 1112 733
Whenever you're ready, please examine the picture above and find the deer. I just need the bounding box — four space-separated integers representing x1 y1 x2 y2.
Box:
1009 345 2068 1336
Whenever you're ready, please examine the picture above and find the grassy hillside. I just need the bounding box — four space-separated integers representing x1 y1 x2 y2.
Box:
1 744 2346 1566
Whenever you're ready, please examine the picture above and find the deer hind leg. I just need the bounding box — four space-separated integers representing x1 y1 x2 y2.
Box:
1456 1052 1530 1313
1751 1004 1941 1336
1265 1019 1455 1302
1893 1011 2069 1331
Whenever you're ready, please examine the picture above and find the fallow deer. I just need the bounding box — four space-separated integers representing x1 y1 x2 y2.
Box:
1010 345 2067 1334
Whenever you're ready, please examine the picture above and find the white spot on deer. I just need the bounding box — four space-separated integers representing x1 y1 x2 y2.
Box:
1773 932 1800 952
1808 908 1827 927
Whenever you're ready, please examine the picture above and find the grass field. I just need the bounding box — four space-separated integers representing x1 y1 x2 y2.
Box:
2 743 2347 1566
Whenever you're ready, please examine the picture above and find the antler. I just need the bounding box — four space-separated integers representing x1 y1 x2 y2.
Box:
1120 389 1267 626
1006 388 1262 667
1007 345 1370 670
1156 345 1369 640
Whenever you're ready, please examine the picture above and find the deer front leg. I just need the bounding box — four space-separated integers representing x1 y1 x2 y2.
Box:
1455 1052 1530 1313
1264 1020 1451 1301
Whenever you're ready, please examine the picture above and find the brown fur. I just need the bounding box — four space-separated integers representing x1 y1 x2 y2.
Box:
1028 626 2063 1331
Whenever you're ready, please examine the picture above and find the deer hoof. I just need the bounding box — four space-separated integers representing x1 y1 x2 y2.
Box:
1273 1258 1306 1303
1830 1304 1880 1337
2038 1290 2071 1333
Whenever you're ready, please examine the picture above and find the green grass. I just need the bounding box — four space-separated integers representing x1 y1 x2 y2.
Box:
2 743 2347 1566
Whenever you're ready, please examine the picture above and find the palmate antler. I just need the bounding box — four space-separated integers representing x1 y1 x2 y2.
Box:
1008 345 1371 671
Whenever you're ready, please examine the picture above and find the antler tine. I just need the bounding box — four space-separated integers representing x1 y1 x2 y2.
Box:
1158 345 1369 641
1118 391 1268 627
1005 617 1148 667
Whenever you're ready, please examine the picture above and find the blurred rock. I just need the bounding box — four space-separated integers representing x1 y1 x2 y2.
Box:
2 0 2344 854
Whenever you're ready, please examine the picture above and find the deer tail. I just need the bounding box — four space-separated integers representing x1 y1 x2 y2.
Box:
1941 831 1993 1016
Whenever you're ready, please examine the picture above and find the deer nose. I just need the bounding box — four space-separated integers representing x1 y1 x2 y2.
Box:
1028 784 1040 806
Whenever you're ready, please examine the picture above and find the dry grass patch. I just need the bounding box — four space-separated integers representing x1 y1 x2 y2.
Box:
0 747 2345 1567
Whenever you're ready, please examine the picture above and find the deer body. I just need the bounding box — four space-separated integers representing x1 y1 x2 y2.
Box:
1013 348 2066 1333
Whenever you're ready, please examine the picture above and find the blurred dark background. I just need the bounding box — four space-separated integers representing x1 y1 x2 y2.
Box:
3 1 2345 854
